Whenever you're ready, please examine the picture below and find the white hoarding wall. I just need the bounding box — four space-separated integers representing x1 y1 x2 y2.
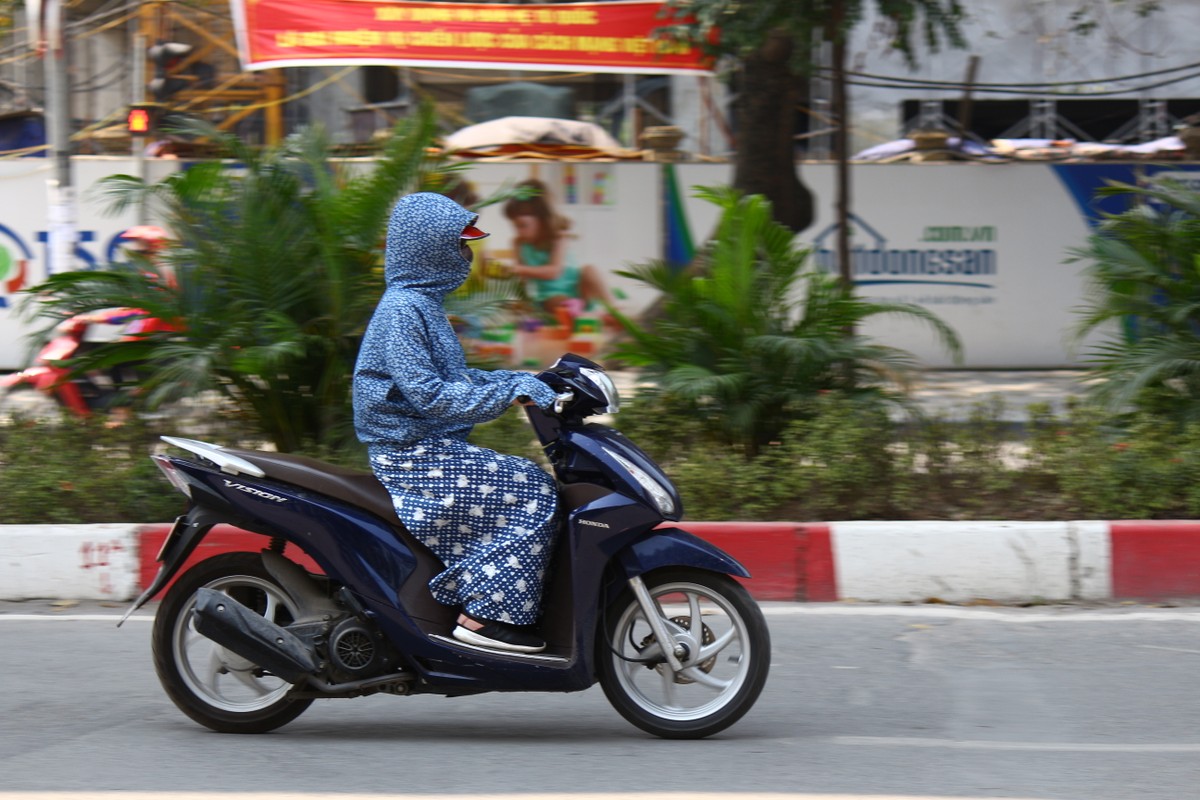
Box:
802 161 1194 368
0 157 178 369
676 161 1185 369
0 156 1188 370
778 162 1104 369
453 160 1116 370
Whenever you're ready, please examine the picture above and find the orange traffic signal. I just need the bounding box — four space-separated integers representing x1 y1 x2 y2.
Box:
127 105 153 135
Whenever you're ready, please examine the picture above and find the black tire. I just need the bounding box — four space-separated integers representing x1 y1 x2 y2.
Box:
597 568 771 739
151 552 313 733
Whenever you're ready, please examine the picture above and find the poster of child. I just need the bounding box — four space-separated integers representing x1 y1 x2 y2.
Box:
501 178 615 318
443 164 655 369
479 177 617 366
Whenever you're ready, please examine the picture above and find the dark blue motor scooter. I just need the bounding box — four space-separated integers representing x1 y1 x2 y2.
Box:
121 353 770 739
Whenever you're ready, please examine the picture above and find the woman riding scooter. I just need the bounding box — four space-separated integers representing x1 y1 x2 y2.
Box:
353 193 560 653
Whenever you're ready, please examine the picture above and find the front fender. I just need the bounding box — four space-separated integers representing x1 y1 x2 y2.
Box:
616 526 751 581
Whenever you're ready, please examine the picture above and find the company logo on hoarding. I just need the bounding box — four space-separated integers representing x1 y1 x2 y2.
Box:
0 224 32 308
813 215 997 289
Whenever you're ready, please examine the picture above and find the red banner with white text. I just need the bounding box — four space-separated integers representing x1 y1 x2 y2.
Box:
229 0 712 74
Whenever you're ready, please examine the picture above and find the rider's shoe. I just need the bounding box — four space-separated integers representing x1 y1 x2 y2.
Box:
453 615 545 653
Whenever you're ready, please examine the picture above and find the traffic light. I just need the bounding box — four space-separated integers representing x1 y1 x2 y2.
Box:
148 41 193 101
126 103 159 136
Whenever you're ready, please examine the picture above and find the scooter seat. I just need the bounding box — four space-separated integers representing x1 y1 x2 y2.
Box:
224 448 401 525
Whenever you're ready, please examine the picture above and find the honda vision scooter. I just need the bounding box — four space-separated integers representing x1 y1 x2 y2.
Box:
122 353 770 739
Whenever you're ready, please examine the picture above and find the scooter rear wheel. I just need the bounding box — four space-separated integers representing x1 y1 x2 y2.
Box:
597 568 770 739
152 552 313 733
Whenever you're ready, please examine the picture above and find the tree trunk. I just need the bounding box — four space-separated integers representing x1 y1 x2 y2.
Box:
733 30 813 234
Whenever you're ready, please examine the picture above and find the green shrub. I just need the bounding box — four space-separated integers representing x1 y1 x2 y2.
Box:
26 106 450 454
4 392 1200 524
773 394 898 519
609 186 960 454
0 413 182 524
610 389 1200 521
1069 178 1200 421
1026 403 1200 519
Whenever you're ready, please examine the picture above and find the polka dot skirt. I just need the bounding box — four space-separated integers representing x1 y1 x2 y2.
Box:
369 439 558 626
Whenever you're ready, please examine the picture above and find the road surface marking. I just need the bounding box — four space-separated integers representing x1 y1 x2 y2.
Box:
835 735 1200 752
4 604 1200 623
0 794 1053 800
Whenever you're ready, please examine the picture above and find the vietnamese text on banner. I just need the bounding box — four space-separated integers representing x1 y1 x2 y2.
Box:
229 0 713 74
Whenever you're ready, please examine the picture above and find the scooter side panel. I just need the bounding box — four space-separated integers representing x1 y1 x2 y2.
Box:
175 461 420 605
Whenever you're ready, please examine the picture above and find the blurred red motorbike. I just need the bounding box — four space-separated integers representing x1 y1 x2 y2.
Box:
0 307 173 416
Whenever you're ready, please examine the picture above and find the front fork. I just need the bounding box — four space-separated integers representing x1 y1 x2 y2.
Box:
614 527 751 673
627 574 686 672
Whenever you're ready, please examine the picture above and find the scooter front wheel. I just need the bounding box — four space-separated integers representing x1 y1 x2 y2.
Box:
597 568 770 739
152 552 313 733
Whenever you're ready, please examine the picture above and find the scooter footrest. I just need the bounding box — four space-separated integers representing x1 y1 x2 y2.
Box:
428 634 569 664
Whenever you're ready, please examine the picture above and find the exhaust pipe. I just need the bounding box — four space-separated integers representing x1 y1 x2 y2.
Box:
191 588 321 684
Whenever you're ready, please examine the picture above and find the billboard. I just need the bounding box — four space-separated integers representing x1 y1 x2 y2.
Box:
454 162 662 368
228 0 712 74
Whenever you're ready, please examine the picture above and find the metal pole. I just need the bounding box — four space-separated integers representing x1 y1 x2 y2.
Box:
622 73 635 147
44 0 76 276
957 55 980 139
831 4 851 293
132 32 147 223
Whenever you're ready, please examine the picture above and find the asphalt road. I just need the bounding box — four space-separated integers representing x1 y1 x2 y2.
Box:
2 600 1199 800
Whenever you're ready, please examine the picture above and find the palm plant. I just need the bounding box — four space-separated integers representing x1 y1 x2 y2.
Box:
609 186 961 453
23 105 448 452
1069 178 1200 421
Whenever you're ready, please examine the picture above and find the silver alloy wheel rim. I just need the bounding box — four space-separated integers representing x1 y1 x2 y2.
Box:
610 580 752 722
172 575 299 713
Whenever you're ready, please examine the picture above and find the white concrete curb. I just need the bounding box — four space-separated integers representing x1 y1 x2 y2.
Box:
0 524 142 601
831 520 1112 603
1 520 1197 603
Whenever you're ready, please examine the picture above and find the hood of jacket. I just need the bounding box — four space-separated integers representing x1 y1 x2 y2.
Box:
384 192 478 298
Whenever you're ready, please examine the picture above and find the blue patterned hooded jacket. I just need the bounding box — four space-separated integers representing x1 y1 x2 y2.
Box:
353 192 557 448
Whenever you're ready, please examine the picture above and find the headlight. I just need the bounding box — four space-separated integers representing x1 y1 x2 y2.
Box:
605 449 674 516
580 366 620 413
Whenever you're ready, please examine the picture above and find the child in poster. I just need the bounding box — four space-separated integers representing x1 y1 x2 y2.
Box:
501 178 613 319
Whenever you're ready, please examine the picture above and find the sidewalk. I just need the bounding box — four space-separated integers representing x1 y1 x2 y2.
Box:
906 369 1091 420
614 369 1094 421
4 368 1093 423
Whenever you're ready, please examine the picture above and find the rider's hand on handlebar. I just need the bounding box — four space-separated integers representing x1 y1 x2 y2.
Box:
514 391 574 413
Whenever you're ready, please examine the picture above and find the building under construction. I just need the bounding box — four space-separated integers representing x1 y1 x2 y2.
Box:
4 1 1200 160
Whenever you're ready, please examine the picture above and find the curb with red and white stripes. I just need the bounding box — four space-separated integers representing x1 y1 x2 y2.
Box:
2 520 1199 603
